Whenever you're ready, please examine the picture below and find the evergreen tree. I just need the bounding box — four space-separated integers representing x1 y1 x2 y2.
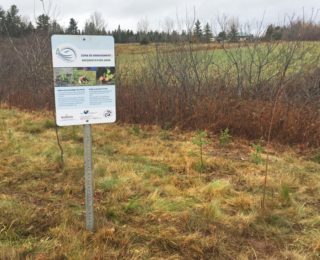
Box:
228 23 239 42
36 14 50 31
272 26 283 40
25 22 34 34
0 7 5 35
115 25 122 42
193 19 202 41
181 30 187 41
217 31 227 42
19 20 34 35
0 7 4 19
4 5 23 37
265 25 274 40
51 20 63 34
171 30 179 42
204 23 212 42
265 24 283 40
83 12 106 35
66 18 78 34
83 21 95 34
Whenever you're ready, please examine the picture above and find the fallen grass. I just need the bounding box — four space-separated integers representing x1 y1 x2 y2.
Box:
0 108 320 259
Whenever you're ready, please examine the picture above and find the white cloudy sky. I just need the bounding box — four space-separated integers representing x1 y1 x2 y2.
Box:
1 0 319 32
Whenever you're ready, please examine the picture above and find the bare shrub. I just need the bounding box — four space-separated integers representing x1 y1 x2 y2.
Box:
0 32 53 110
0 16 320 147
116 38 320 147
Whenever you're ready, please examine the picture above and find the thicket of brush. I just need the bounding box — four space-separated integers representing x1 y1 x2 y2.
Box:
117 41 320 147
0 32 319 147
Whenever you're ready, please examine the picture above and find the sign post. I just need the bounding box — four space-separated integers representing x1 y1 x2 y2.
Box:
51 35 116 231
84 124 94 231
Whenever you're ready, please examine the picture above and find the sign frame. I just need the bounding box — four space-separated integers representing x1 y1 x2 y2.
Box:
51 35 116 126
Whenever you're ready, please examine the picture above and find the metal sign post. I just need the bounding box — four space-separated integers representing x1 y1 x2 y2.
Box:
51 35 116 232
84 124 94 231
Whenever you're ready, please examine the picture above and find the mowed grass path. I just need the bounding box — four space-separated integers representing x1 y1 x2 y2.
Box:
0 108 320 259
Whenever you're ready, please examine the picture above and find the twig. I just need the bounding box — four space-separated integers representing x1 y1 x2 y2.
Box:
53 110 64 169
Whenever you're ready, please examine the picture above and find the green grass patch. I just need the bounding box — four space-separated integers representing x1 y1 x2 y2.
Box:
122 155 170 178
97 176 120 192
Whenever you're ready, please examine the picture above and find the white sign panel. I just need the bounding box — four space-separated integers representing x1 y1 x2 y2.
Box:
51 35 116 126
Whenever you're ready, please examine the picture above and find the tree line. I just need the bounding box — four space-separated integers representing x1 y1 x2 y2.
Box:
1 4 320 43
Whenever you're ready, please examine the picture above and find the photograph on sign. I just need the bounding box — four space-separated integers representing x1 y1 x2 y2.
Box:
54 67 115 86
51 35 116 126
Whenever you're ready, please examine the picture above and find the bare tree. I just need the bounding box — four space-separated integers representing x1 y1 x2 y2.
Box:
163 16 174 34
90 12 106 31
84 12 107 34
137 16 149 33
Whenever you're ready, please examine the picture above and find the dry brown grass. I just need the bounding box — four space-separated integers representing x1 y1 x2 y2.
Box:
0 107 320 259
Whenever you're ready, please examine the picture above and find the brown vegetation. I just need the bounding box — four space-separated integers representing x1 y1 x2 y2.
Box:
0 108 320 258
0 34 320 147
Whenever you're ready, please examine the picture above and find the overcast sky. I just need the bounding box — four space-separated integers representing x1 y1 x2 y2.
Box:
1 0 319 32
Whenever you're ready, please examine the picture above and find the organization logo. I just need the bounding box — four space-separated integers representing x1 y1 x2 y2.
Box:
56 47 77 62
61 114 74 120
104 110 112 118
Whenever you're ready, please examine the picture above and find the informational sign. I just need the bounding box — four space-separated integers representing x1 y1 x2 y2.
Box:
51 35 116 126
51 35 116 232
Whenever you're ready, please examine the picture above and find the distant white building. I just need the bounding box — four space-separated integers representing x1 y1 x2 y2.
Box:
210 37 217 42
238 33 254 42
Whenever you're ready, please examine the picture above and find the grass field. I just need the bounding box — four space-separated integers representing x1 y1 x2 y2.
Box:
0 107 320 259
115 41 320 89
